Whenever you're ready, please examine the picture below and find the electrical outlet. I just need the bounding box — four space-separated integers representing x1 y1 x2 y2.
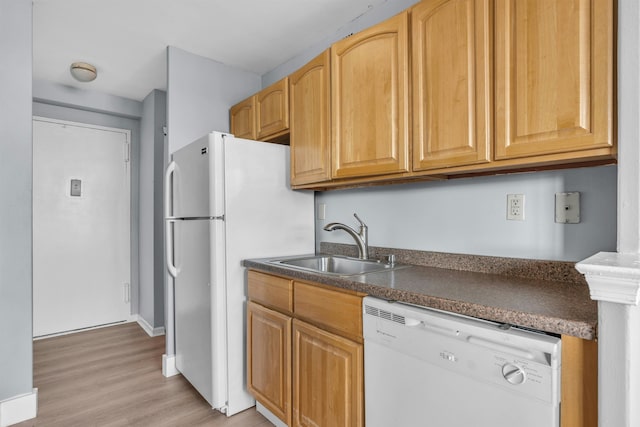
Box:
507 194 525 221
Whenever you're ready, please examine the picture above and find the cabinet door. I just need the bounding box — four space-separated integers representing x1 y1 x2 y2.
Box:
257 77 289 141
230 96 256 140
290 50 332 186
247 301 292 425
412 0 491 171
495 0 614 160
292 319 363 427
331 11 410 179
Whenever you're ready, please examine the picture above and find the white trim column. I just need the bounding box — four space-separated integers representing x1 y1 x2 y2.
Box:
576 254 640 427
577 1 640 426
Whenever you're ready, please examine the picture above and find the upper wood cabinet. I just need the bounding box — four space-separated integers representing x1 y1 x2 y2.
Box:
494 0 614 160
289 50 332 186
246 0 615 189
257 78 289 141
230 78 289 143
412 0 492 171
229 96 256 140
331 11 410 179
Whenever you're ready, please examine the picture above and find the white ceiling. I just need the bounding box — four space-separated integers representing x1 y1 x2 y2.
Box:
33 0 387 101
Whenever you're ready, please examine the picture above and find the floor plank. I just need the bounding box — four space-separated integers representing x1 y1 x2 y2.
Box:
14 322 271 427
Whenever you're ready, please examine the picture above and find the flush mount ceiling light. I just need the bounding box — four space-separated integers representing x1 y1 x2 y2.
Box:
69 62 97 82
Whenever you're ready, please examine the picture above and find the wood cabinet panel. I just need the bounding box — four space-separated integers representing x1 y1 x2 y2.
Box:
292 319 363 427
293 280 363 342
229 96 256 140
331 11 410 179
495 0 614 160
248 270 293 313
290 50 332 185
257 78 289 141
561 335 597 427
412 0 491 171
247 301 292 425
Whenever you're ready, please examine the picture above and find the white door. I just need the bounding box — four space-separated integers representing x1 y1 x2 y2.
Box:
33 118 131 337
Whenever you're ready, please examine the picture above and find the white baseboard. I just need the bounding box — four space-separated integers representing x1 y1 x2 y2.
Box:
162 354 179 377
256 402 287 427
0 388 38 427
136 315 166 337
34 319 133 340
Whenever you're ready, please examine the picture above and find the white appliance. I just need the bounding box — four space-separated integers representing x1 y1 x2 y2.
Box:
164 132 314 415
363 297 561 427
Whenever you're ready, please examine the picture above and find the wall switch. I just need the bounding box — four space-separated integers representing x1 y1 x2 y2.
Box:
317 203 326 220
555 192 580 223
507 194 525 221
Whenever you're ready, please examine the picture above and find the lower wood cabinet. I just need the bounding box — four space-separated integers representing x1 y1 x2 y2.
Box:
247 301 292 425
247 270 597 427
292 319 363 427
247 270 364 426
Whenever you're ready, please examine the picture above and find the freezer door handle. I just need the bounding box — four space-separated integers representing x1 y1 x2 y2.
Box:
165 161 179 278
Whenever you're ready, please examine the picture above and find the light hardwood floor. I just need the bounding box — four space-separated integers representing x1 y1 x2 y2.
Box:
15 322 271 427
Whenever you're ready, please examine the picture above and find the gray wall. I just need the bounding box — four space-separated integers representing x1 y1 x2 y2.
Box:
140 89 167 329
164 46 261 353
33 88 143 316
166 46 261 153
316 166 617 262
0 0 33 401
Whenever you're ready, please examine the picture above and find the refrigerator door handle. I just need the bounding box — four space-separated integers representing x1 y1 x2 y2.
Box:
165 161 179 278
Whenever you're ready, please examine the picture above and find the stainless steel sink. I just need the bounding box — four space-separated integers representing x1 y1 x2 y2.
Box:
267 255 405 276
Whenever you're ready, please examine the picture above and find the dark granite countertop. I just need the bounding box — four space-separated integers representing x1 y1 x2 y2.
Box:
242 244 598 340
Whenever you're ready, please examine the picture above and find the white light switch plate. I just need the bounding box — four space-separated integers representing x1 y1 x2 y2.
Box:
555 192 580 223
317 203 326 220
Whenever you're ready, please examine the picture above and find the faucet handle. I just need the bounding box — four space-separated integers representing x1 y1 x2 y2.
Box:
380 254 396 266
353 213 367 228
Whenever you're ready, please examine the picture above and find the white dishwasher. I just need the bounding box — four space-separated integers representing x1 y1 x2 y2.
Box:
363 297 561 427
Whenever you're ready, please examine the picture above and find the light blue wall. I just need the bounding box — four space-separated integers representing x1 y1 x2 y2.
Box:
166 46 261 153
0 0 33 402
316 166 617 262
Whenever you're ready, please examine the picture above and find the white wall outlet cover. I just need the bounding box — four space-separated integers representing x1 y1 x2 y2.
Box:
507 194 525 221
555 192 580 223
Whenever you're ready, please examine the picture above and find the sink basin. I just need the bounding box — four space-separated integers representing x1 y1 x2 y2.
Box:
268 255 404 276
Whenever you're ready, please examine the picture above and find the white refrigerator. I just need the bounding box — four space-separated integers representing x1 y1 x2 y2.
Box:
164 131 315 415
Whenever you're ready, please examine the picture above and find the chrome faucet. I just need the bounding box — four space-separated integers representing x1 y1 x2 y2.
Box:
324 213 369 259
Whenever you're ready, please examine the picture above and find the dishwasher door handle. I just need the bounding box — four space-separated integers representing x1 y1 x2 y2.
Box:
467 336 536 360
419 320 460 337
